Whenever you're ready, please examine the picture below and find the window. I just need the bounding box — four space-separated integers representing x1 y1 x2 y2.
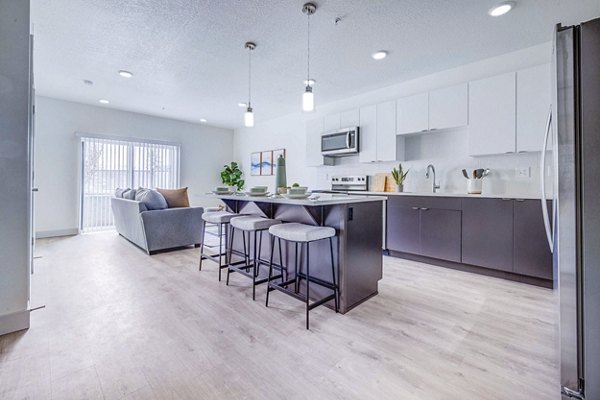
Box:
80 136 180 232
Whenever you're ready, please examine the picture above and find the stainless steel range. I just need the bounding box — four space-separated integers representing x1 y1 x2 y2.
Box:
330 175 369 192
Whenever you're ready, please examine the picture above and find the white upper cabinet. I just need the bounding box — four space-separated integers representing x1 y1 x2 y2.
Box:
376 100 398 162
305 118 324 166
323 113 341 132
323 108 359 132
358 102 402 163
340 108 360 128
358 105 377 163
516 63 552 152
468 72 517 156
396 92 429 135
428 83 468 130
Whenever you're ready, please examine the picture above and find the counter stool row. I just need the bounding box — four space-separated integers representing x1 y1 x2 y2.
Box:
199 210 339 329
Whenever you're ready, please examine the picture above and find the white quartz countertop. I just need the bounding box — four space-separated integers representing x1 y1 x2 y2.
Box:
207 193 387 206
356 191 542 200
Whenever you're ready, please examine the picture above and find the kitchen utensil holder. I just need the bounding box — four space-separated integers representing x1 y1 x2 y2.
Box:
467 179 483 194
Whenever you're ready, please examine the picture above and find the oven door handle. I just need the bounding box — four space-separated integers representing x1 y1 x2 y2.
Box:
346 131 351 149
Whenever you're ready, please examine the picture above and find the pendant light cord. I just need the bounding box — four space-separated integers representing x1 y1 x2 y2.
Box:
248 47 252 107
307 12 310 84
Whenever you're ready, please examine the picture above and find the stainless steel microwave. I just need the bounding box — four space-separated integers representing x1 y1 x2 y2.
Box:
321 127 359 156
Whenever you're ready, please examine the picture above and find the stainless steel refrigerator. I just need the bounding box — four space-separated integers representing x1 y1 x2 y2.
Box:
541 16 600 400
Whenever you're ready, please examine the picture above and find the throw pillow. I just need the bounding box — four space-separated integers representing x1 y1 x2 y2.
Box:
115 188 128 198
135 188 167 210
122 189 136 200
156 187 190 208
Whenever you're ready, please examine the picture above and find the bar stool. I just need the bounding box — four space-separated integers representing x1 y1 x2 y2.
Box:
226 216 282 300
199 210 237 281
266 223 339 329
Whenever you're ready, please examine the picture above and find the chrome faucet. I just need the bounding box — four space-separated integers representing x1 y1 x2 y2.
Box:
426 164 441 193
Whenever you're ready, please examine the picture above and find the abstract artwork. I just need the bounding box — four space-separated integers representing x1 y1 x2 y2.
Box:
260 151 273 176
250 152 261 176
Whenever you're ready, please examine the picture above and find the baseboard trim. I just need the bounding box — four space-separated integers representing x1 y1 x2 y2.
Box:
388 251 553 289
0 310 30 336
36 228 78 239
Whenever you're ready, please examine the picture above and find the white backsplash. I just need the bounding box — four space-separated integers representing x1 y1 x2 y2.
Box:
315 129 551 198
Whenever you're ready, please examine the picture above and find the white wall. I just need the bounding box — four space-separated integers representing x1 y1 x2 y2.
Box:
34 96 234 236
234 43 552 198
0 0 31 335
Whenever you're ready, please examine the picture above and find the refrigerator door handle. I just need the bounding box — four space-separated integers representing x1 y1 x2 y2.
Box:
540 107 554 252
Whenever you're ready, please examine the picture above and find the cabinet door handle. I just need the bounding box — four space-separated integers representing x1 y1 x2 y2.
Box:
420 207 429 211
411 207 420 210
515 198 525 202
502 198 512 201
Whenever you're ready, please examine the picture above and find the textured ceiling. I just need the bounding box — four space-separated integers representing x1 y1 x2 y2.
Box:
31 0 600 129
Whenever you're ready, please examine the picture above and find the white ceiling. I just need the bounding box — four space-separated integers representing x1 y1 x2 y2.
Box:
31 0 600 129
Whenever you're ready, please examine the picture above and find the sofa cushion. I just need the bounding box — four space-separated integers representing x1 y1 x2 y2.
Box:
115 188 128 198
156 187 190 208
122 188 136 200
135 188 168 210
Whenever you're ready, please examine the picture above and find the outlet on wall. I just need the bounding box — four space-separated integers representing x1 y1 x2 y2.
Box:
515 167 531 179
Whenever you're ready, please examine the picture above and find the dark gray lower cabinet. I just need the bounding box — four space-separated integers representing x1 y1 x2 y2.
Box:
420 208 461 262
387 195 553 285
513 199 553 280
386 196 462 262
387 203 420 254
462 198 514 272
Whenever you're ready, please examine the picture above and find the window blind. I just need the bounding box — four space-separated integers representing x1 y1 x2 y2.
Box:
80 136 180 232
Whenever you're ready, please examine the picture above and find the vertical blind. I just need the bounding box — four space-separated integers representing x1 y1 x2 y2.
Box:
80 136 180 232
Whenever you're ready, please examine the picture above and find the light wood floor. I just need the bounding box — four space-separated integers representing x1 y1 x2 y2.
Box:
0 232 560 400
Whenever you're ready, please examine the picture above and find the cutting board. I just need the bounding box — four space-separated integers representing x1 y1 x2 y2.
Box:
373 173 397 192
372 173 387 192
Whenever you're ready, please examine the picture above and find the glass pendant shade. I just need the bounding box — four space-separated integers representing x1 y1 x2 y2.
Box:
244 106 254 127
302 86 314 112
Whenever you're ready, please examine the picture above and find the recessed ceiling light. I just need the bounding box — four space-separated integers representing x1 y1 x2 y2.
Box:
98 99 110 104
238 102 247 108
199 118 207 123
118 70 134 78
488 1 515 17
372 51 388 60
303 79 316 86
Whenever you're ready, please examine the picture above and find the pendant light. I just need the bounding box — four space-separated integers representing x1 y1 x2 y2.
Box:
244 41 256 127
302 3 316 112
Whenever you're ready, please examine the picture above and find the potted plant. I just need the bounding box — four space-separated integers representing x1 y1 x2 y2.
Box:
220 162 245 192
391 163 409 192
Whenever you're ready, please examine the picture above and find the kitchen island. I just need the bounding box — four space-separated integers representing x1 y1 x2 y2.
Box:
210 193 386 313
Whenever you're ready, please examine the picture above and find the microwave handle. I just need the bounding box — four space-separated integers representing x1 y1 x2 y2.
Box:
346 131 351 149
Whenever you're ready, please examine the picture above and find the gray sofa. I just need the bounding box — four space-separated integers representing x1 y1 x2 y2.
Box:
111 197 204 254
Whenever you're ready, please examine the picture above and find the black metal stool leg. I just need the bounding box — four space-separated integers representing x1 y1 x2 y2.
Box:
265 235 275 307
226 226 235 285
305 242 310 330
252 231 257 300
199 221 206 271
218 223 223 281
329 237 339 313
294 242 299 293
256 230 263 278
278 237 285 282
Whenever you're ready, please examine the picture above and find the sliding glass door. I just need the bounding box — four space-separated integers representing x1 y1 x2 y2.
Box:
80 136 180 232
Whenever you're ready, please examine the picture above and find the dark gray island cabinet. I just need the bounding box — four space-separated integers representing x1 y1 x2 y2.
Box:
386 195 553 287
214 194 385 314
